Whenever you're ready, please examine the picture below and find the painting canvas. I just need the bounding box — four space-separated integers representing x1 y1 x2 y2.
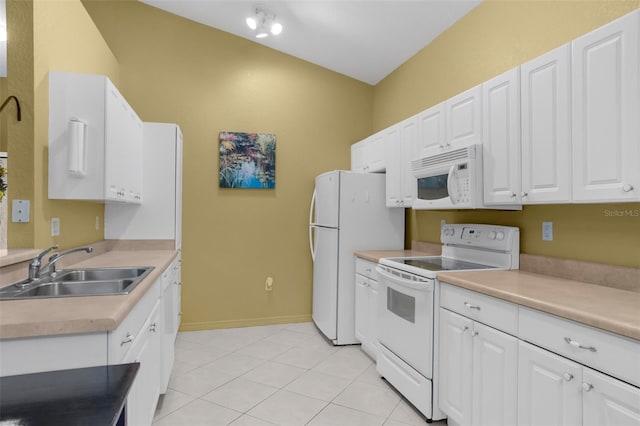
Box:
219 132 276 189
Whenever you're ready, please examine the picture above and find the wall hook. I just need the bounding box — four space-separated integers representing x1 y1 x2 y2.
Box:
0 95 21 121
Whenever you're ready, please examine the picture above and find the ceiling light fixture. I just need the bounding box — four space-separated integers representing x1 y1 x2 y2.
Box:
246 7 282 39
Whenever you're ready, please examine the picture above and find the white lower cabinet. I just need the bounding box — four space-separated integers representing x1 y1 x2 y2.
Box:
439 282 640 426
518 340 583 426
354 258 379 360
519 340 640 426
439 308 518 426
124 300 161 426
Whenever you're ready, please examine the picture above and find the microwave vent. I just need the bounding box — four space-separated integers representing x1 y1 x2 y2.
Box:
412 145 477 172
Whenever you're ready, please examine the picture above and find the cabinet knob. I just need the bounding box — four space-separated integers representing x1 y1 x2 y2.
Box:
521 192 528 197
120 333 133 346
563 373 574 382
582 382 593 392
623 184 634 192
462 326 469 332
471 331 479 337
150 323 157 333
510 192 517 198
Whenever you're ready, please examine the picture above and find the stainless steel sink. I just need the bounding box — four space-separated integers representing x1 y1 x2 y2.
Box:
0 266 154 300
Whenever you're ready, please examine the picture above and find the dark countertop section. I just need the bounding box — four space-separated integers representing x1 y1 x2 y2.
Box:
0 363 139 426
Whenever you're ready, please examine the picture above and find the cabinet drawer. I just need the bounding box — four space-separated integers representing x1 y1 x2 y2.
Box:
355 258 378 280
440 282 518 335
519 307 640 387
107 277 161 364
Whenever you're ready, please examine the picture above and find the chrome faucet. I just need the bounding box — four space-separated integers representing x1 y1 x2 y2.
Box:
43 246 94 276
27 245 59 281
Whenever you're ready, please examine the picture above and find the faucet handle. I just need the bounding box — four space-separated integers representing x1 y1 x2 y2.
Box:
32 245 59 265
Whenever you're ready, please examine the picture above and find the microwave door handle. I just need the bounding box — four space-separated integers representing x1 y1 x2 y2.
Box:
446 164 459 205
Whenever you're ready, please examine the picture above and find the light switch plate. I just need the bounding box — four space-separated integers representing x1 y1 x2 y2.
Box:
542 221 553 241
51 217 60 236
12 200 30 223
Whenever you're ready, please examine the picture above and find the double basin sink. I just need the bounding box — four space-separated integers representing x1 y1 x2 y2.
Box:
0 267 154 300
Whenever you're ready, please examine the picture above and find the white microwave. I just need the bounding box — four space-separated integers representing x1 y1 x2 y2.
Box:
411 145 483 210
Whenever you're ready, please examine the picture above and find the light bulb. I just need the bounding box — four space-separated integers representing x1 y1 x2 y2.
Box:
256 31 269 38
246 17 257 30
270 22 282 36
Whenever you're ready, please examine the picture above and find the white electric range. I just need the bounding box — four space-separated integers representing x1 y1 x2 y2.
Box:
375 223 520 422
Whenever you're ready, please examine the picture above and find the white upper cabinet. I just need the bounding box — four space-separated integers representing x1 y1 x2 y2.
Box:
482 67 522 205
416 85 481 159
351 131 385 173
386 115 418 207
572 10 640 202
521 44 572 204
105 123 183 250
48 71 143 203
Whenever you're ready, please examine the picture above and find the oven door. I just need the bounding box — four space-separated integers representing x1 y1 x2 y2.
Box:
376 265 434 379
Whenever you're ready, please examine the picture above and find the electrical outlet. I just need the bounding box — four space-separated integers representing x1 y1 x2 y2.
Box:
265 277 273 291
95 216 100 230
542 221 553 241
51 217 60 236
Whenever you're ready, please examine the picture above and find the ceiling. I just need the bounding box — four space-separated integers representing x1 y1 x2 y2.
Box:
138 0 482 85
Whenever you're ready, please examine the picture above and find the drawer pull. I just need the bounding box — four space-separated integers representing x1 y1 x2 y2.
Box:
564 337 597 352
120 333 133 346
582 382 593 392
464 302 481 310
563 373 574 382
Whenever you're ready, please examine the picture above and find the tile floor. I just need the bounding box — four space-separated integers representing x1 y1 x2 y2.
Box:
153 322 446 426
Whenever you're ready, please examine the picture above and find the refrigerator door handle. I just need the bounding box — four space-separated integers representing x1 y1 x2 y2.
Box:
309 189 317 262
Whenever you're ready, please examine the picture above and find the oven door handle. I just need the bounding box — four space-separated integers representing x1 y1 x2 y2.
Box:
376 266 433 291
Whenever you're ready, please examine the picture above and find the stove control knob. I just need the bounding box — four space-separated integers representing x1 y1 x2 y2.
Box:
496 231 505 241
489 231 497 240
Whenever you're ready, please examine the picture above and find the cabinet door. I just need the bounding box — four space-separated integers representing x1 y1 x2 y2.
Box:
351 140 367 172
518 341 582 426
385 124 403 207
583 368 640 426
482 67 522 205
471 322 518 426
367 279 379 359
572 10 640 202
367 132 386 172
417 103 446 158
104 81 128 201
354 274 369 347
446 85 482 150
438 308 473 425
125 301 161 426
400 116 418 206
521 44 572 204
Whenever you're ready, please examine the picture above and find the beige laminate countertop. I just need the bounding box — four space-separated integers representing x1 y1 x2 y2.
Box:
437 270 640 341
0 250 178 339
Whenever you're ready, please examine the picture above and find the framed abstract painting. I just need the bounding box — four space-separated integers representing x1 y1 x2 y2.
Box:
219 131 276 189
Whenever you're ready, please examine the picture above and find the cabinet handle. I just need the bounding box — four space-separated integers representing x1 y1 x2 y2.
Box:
464 302 481 310
582 382 593 392
563 373 574 382
623 184 634 192
564 337 597 352
120 333 133 346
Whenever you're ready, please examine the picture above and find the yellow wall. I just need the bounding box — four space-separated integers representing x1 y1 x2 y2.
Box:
5 0 115 249
375 0 640 268
83 0 373 330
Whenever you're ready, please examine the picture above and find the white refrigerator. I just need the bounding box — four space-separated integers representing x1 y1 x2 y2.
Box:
309 170 404 345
